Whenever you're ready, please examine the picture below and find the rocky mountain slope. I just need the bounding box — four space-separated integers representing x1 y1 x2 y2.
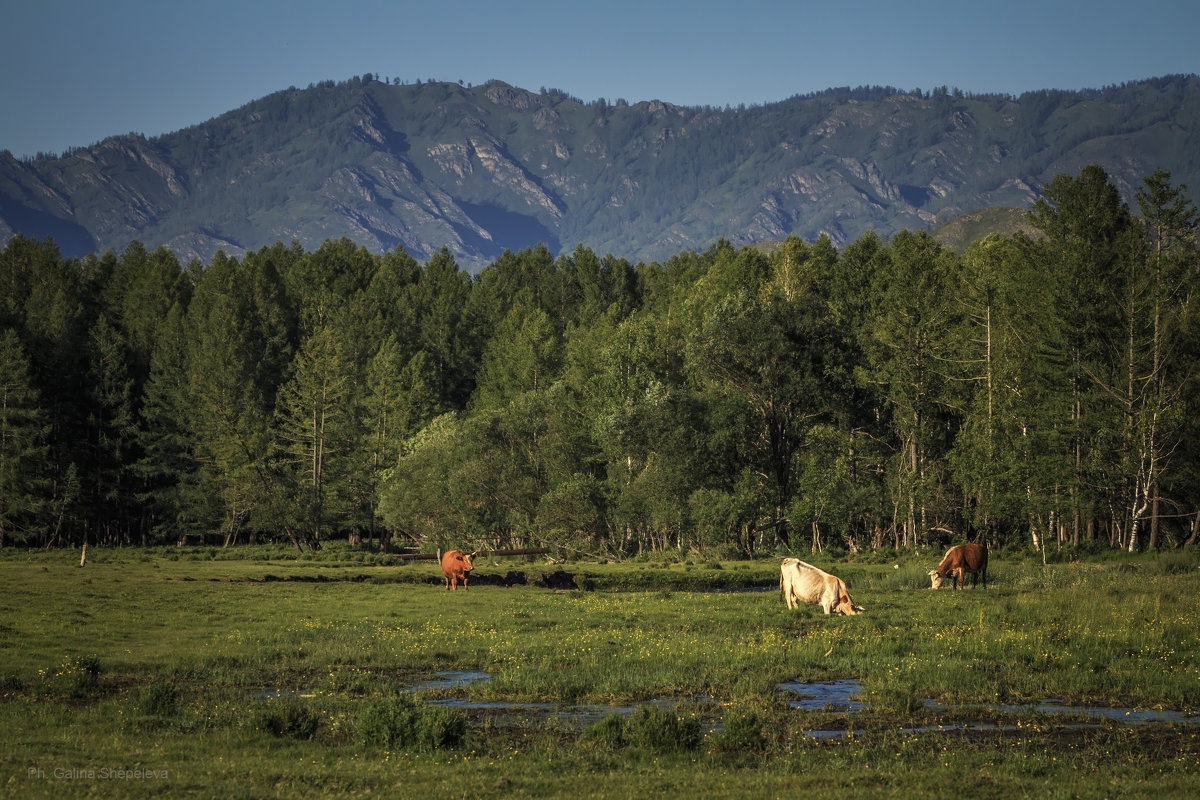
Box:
2 74 1198 270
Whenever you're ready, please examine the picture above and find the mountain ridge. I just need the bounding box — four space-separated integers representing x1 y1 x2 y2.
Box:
3 74 1198 270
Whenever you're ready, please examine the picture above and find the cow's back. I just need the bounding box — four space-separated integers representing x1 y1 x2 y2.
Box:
934 542 987 589
938 542 986 572
440 549 465 573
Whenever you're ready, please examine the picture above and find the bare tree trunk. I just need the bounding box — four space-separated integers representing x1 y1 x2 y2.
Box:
1184 510 1200 547
1148 483 1161 550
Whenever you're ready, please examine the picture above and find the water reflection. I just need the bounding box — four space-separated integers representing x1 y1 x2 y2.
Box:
783 679 1200 739
258 670 1199 734
410 669 493 692
412 670 680 727
777 679 865 712
925 697 1200 726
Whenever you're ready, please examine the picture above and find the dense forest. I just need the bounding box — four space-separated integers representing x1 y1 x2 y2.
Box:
1 165 1197 557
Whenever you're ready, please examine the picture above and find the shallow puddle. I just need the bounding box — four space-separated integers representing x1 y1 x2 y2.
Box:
785 679 1200 738
777 679 865 712
413 670 683 727
410 669 493 692
257 671 1199 735
926 697 1200 726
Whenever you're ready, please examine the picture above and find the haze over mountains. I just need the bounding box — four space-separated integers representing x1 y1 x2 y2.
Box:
2 73 1198 271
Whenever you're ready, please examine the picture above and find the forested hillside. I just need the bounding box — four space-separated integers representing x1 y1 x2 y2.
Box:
1 165 1197 556
3 75 1199 272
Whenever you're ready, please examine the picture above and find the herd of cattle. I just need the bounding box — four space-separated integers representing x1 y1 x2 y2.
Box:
440 542 989 614
778 541 988 615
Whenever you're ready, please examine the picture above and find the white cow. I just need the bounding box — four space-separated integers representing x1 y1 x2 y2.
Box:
779 557 864 615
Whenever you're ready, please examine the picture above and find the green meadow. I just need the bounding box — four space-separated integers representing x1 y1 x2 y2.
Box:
1 545 1198 798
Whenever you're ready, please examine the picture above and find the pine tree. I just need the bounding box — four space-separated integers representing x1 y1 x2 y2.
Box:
863 230 958 546
359 338 438 549
86 314 138 543
0 329 49 546
185 253 274 545
948 234 1070 547
1029 164 1138 546
273 323 353 549
1130 169 1200 548
135 303 195 543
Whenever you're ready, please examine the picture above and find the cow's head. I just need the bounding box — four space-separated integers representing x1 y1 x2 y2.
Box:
834 594 864 615
928 569 947 589
461 551 477 570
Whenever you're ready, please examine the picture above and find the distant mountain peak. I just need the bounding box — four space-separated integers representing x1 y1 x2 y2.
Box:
3 74 1198 270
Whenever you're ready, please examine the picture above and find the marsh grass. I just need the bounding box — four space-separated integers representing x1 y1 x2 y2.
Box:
1 544 1198 798
253 695 321 740
356 694 467 750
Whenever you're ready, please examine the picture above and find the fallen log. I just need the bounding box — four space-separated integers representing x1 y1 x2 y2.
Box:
393 547 550 561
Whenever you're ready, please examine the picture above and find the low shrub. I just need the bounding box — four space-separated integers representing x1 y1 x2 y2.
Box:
254 696 319 739
582 712 626 749
620 706 702 753
715 706 767 752
137 681 179 718
357 695 466 750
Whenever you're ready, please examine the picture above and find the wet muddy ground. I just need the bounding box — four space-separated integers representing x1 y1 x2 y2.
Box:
260 669 1197 740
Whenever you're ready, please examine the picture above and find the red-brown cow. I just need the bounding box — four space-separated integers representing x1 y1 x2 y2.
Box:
928 542 988 589
440 549 477 591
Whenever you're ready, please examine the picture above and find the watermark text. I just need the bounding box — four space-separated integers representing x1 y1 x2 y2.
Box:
28 765 170 781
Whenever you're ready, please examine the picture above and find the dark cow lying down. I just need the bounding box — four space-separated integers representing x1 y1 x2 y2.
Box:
779 557 864 615
929 542 988 589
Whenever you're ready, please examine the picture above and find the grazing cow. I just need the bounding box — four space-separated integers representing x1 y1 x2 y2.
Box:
779 558 864 615
440 549 477 591
928 542 988 589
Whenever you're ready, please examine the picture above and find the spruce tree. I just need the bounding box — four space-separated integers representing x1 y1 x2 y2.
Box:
0 329 49 546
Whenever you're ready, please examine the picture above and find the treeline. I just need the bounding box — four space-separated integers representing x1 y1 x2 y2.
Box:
1 165 1197 557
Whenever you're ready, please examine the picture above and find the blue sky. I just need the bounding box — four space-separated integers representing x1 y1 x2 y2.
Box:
3 0 1198 159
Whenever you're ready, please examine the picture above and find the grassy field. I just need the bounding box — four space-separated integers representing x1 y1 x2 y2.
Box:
0 544 1197 798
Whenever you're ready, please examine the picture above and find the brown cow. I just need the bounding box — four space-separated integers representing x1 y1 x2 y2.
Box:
440 549 477 590
929 542 988 589
779 558 864 615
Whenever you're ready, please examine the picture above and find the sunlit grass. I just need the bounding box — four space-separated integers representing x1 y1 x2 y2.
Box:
1 544 1197 798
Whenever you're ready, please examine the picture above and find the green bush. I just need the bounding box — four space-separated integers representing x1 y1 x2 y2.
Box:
254 696 320 739
625 706 701 753
71 655 102 695
582 712 626 748
583 707 702 753
357 695 466 750
137 681 179 718
715 706 767 752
